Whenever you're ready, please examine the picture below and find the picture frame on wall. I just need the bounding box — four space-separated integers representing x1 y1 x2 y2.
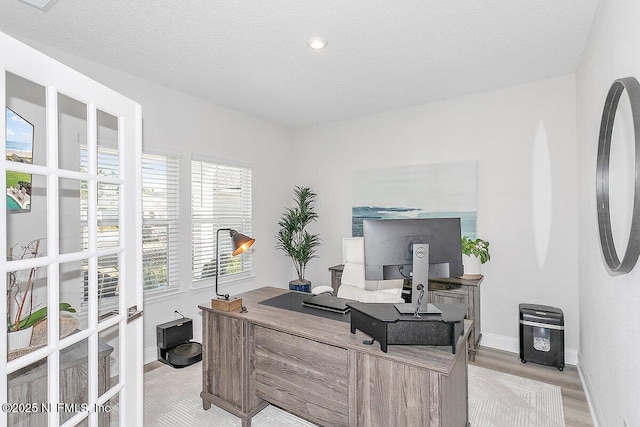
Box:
5 107 33 213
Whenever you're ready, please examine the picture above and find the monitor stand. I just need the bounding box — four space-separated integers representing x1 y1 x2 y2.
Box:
393 243 437 317
411 243 430 306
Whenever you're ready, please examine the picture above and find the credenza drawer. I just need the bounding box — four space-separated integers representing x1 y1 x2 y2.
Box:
429 282 467 294
253 326 349 427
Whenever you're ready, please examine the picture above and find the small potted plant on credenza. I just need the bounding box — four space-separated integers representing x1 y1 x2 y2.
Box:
461 236 490 279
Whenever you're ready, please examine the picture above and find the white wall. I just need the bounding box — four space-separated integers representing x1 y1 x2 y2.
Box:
18 41 296 363
576 1 640 425
292 75 580 359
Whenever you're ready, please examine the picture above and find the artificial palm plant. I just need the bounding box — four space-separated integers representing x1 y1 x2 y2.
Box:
276 186 321 287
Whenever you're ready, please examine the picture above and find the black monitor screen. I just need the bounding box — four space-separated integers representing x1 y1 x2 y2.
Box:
363 218 463 280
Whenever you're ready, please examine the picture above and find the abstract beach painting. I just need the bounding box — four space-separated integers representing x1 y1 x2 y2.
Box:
352 161 477 238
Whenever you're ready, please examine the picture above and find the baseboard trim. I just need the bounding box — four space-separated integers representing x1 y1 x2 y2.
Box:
577 353 602 427
480 332 578 366
144 328 203 365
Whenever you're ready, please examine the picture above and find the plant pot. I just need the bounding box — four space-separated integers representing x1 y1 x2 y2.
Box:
8 326 33 351
462 254 482 279
289 280 311 293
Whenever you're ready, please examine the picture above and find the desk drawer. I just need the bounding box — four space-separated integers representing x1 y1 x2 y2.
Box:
254 326 349 427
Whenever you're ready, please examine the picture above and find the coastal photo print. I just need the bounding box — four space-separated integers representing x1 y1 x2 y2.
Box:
352 161 477 238
6 107 33 212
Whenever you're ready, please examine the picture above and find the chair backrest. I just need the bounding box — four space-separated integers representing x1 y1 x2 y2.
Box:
337 237 404 302
340 237 366 289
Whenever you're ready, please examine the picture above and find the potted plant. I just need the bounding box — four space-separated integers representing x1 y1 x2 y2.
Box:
276 186 321 292
461 236 490 278
7 239 76 350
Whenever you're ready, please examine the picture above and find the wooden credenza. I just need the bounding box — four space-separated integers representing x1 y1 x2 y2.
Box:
7 339 113 426
428 276 483 361
200 286 471 427
329 265 483 361
328 264 344 294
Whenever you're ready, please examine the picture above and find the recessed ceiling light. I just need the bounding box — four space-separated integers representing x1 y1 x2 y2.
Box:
17 0 60 11
307 36 328 50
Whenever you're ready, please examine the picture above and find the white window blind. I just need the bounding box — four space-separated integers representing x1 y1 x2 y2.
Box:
191 160 252 283
142 153 180 293
81 147 121 305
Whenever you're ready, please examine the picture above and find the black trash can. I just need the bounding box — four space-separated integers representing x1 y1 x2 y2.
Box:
519 303 564 371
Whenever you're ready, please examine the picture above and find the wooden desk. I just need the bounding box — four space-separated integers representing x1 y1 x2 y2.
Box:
199 286 471 427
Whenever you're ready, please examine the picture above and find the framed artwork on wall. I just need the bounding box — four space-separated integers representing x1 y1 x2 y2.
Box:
6 107 33 213
352 161 478 238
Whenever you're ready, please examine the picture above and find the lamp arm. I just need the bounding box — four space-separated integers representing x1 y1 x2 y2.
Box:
215 228 232 300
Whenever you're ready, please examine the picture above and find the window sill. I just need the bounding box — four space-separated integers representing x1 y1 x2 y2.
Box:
144 288 186 303
191 273 257 292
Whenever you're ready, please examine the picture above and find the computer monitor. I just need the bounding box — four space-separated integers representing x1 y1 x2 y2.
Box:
363 218 464 304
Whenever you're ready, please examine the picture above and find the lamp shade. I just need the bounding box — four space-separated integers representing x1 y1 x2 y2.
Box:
230 230 255 256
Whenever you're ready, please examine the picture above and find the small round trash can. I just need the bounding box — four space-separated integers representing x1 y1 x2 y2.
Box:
519 303 565 371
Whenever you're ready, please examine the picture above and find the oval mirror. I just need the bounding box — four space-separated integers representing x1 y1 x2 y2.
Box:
596 77 640 274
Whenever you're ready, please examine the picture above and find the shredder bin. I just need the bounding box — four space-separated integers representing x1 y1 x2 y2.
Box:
519 303 564 371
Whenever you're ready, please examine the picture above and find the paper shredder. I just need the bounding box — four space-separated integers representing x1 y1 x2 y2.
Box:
519 303 564 371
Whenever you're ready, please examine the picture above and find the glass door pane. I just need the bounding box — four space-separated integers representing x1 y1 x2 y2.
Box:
7 359 48 426
58 93 87 172
97 110 119 178
6 72 45 167
98 323 119 397
59 338 89 424
59 178 88 254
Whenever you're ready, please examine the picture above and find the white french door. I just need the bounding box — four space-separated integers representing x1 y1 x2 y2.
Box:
1 31 143 426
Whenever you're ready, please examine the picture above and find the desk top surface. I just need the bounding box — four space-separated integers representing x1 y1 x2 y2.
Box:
200 286 472 375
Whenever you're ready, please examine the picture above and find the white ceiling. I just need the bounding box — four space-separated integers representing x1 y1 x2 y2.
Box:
0 0 599 128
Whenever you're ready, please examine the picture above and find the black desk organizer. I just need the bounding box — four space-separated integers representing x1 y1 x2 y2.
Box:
347 302 468 353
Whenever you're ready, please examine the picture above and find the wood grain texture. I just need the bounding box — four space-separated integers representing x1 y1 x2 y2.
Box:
439 344 469 427
329 264 344 295
201 310 264 421
200 286 471 427
199 286 472 375
428 276 482 361
7 340 112 426
254 326 349 426
356 353 431 427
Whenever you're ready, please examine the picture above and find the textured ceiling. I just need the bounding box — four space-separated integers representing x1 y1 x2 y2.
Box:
0 0 599 128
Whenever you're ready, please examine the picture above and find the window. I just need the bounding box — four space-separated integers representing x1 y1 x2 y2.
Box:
191 160 252 283
80 147 121 306
81 149 180 303
142 153 180 293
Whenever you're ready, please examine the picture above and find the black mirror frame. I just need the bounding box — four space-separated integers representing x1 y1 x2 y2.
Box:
596 76 640 275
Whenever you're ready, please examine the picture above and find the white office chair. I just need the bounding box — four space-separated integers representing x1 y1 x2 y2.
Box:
313 237 404 303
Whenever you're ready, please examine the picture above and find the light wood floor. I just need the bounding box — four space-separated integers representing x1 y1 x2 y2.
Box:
470 346 594 427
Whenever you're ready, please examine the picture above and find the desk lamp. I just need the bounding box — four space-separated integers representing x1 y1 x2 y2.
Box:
211 229 255 312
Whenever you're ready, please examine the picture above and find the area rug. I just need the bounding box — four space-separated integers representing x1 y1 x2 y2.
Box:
144 362 564 426
468 364 565 427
